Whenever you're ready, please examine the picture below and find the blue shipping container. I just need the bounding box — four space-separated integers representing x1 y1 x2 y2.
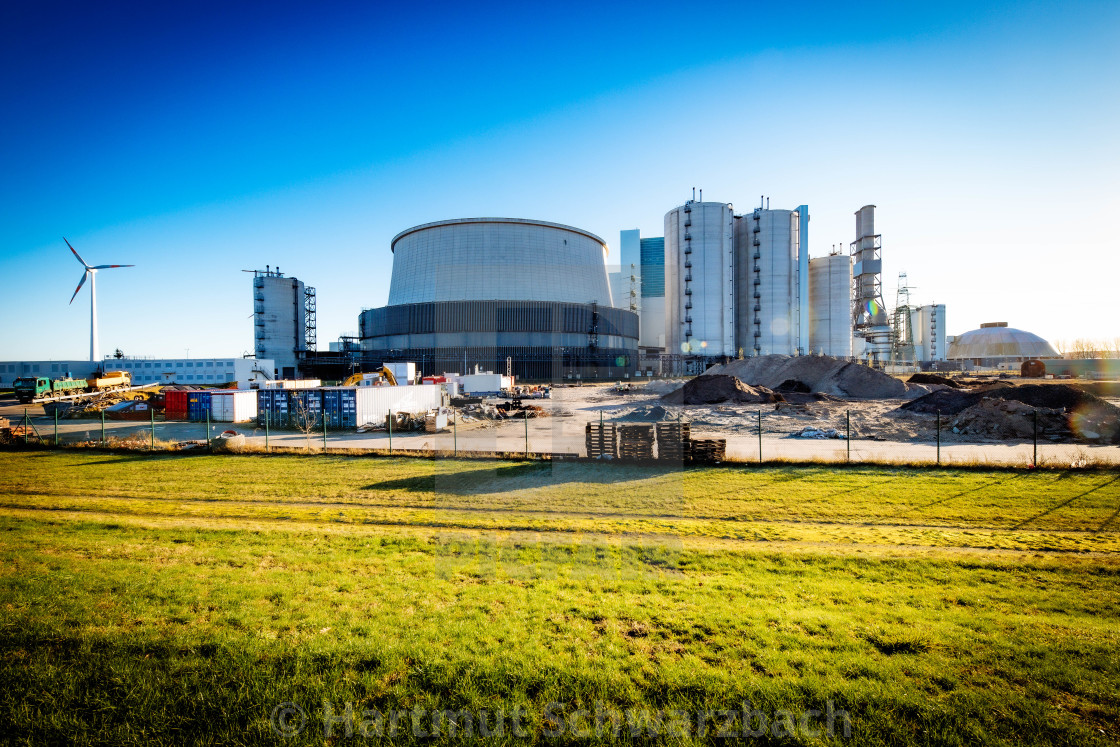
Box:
288 390 322 427
256 389 289 427
187 391 214 422
321 388 358 429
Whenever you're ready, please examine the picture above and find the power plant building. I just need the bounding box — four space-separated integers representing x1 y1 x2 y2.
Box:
616 229 666 353
734 205 809 356
360 218 639 380
252 268 316 379
948 322 1058 365
910 304 947 362
665 201 735 356
807 253 853 357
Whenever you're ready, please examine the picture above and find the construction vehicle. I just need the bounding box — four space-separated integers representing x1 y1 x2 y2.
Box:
341 367 398 387
14 377 88 404
86 370 131 392
13 370 132 404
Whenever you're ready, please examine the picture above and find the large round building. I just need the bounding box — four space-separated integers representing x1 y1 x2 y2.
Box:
360 218 639 380
948 322 1059 365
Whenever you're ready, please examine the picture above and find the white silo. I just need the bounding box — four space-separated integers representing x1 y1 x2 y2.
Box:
664 200 735 357
253 268 310 379
910 304 947 361
734 206 807 356
808 254 852 357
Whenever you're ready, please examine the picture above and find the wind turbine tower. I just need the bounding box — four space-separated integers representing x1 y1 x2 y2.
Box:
65 239 134 362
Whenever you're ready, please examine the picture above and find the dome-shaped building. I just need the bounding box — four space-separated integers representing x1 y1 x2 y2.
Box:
360 218 639 380
948 322 1058 365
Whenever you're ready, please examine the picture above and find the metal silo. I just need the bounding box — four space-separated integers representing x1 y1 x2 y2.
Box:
734 206 804 356
911 304 946 361
808 254 852 357
252 268 312 379
664 200 734 357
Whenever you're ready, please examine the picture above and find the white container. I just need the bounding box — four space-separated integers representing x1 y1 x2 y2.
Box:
262 379 321 390
458 373 504 395
383 362 417 385
210 390 259 422
354 384 443 427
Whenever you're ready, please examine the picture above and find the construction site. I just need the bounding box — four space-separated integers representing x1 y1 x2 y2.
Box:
3 197 1117 462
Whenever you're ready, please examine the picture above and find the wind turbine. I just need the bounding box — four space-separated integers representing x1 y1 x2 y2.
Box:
65 238 134 362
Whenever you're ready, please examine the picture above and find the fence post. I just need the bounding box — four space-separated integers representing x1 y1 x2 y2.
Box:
206 410 211 451
846 409 851 463
1033 409 1038 467
388 409 393 455
936 410 941 466
54 408 59 447
757 410 763 464
24 408 30 446
322 414 328 453
524 412 529 458
453 412 457 457
265 410 270 452
100 409 105 446
150 406 155 451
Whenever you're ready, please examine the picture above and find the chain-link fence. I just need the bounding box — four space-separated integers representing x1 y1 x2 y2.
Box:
5 402 1118 468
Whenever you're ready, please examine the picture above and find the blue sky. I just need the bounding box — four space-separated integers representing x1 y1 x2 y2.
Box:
2 0 1117 360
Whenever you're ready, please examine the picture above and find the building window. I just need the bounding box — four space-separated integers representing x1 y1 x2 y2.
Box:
207 361 214 367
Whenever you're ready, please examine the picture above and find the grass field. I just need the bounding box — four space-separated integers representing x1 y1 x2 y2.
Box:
0 451 1118 745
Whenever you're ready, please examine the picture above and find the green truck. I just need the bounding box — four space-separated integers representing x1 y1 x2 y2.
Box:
13 377 88 404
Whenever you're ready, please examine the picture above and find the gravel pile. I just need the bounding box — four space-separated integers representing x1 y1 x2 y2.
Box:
661 375 784 405
708 355 910 399
901 383 1120 443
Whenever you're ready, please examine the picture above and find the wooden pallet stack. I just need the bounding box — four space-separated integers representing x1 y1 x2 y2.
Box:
688 438 727 464
617 424 655 460
655 422 691 461
585 422 617 458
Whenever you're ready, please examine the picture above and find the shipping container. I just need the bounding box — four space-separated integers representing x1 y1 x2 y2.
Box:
256 389 289 427
210 390 258 423
186 391 213 422
261 379 322 390
163 389 192 420
287 389 323 427
353 383 443 428
321 387 359 429
457 373 512 396
383 362 416 385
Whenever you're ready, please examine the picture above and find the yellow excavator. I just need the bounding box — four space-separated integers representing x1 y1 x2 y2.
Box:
341 367 398 387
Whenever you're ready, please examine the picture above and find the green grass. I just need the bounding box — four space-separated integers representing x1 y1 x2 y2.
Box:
0 451 1118 745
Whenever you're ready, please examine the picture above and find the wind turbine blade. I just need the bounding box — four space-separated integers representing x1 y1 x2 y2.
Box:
69 271 88 304
91 264 135 269
64 238 90 268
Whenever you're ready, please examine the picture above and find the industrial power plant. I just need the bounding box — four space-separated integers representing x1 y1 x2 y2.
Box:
6 191 1098 391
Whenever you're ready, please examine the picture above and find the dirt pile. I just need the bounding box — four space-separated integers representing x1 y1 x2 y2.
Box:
949 400 1066 439
708 355 909 399
661 375 784 405
901 383 1120 442
907 373 962 389
619 405 682 422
